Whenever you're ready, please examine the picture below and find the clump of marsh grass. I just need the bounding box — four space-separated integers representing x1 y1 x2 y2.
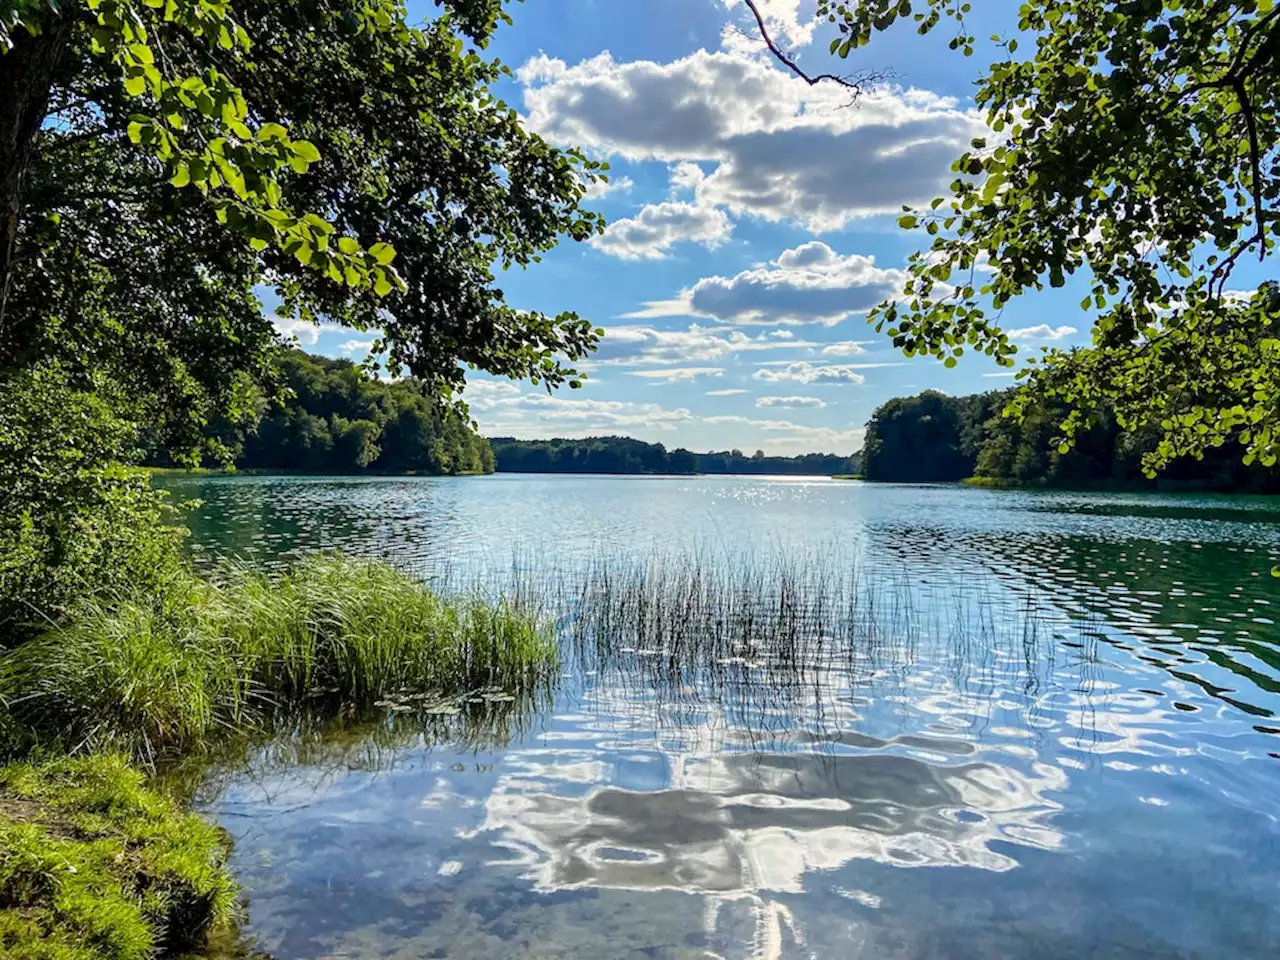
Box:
564 551 922 679
0 553 555 762
548 548 1067 743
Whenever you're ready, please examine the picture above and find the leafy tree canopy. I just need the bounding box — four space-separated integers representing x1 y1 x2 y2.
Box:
163 350 497 475
1 0 407 302
812 0 1280 476
861 390 997 483
860 386 1280 491
1 0 605 461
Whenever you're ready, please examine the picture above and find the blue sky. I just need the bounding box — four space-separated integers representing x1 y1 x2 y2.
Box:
282 0 1265 456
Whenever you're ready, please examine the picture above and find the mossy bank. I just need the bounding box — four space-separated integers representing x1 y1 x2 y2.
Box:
0 756 237 960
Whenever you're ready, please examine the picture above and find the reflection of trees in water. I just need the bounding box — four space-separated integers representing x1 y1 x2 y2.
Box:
954 528 1280 721
160 476 467 571
170 685 551 808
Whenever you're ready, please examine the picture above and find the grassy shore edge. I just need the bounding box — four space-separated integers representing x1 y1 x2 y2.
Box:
0 552 557 957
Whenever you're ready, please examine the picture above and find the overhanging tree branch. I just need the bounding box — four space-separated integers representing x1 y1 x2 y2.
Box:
742 0 888 97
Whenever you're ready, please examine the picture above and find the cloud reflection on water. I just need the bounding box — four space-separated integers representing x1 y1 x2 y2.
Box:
469 676 1066 958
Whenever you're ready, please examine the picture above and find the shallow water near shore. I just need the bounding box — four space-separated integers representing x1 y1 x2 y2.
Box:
160 475 1280 959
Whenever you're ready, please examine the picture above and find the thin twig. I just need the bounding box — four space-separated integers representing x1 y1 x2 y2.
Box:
741 0 887 97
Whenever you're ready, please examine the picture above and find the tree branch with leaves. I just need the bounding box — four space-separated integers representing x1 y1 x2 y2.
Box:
796 0 1280 475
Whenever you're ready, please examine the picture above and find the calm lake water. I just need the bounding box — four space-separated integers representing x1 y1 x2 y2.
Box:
159 474 1280 960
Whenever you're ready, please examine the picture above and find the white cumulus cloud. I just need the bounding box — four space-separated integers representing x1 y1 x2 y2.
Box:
756 395 826 408
272 317 345 345
629 367 724 382
753 361 866 384
1006 324 1077 341
669 161 707 195
822 340 869 356
702 415 864 452
592 324 817 366
476 395 694 436
519 48 982 232
590 201 732 260
462 379 523 409
582 175 635 200
627 242 906 326
721 0 818 49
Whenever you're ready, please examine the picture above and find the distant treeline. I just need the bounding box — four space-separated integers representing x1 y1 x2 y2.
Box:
148 351 494 475
863 389 1280 492
490 437 857 476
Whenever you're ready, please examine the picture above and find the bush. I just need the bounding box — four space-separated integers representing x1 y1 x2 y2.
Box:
0 755 236 960
0 368 185 641
0 554 556 760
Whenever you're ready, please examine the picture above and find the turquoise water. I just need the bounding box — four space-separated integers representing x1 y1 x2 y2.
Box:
161 475 1280 959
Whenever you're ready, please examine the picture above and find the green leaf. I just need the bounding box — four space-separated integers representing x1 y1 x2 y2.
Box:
257 122 289 142
291 140 322 163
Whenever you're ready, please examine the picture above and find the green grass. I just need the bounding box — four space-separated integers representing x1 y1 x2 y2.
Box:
0 553 556 762
0 755 236 960
831 474 863 480
959 475 1020 489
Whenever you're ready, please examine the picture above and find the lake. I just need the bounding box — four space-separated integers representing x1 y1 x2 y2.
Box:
158 474 1280 960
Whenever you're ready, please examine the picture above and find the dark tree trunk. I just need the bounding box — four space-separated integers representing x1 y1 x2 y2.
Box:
0 17 70 335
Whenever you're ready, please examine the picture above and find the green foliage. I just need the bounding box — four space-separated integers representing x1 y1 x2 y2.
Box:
235 0 607 394
958 475 1013 489
0 553 557 760
491 437 858 475
816 0 1280 475
862 390 1000 483
159 350 496 474
0 754 236 959
2 0 405 296
0 368 185 637
861 386 1280 491
5 0 605 465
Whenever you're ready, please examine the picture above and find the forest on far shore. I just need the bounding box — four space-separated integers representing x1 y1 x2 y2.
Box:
145 351 495 475
862 390 1280 493
145 359 1280 492
489 437 857 476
